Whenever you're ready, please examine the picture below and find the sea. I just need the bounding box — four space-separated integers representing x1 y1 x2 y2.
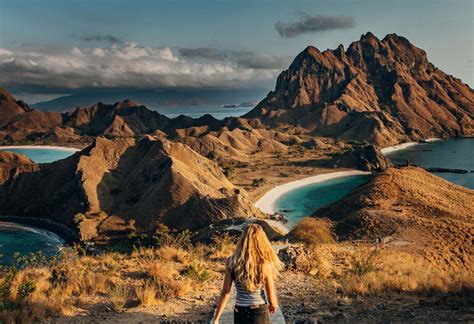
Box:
275 138 474 227
0 132 472 262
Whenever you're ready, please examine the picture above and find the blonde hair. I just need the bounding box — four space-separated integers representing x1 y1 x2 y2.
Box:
228 223 283 291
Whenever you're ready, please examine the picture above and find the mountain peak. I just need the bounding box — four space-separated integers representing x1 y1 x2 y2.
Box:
113 99 140 109
245 33 474 146
360 31 379 41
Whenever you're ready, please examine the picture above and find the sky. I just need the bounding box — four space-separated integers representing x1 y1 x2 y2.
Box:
0 0 472 103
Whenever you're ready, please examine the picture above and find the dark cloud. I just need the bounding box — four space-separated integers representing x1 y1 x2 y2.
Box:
275 14 355 38
178 48 291 69
72 34 123 44
0 44 279 94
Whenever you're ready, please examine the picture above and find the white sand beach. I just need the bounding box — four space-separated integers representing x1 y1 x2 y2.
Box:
255 170 372 216
380 138 441 155
0 145 80 152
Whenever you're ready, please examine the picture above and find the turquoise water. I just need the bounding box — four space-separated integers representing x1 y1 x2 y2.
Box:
0 222 64 266
275 175 371 227
0 147 76 163
0 147 74 264
385 138 474 189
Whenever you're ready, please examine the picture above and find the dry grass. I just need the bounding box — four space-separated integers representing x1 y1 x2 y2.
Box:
0 244 218 322
288 217 335 246
134 281 159 307
109 284 130 311
340 250 474 296
283 242 474 297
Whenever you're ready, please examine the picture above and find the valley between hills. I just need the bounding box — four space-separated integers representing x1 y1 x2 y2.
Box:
0 33 473 322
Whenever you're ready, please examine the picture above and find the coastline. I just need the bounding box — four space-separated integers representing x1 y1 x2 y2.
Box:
255 170 372 216
0 145 81 152
0 215 80 244
380 138 441 155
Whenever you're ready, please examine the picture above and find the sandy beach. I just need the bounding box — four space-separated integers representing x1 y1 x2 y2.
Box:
0 145 80 152
255 170 371 215
380 138 441 154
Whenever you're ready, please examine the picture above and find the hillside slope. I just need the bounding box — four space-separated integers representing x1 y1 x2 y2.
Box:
314 167 474 271
0 136 261 241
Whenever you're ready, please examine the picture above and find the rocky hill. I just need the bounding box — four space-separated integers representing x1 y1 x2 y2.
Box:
313 167 474 271
0 88 223 143
0 136 261 241
245 33 474 146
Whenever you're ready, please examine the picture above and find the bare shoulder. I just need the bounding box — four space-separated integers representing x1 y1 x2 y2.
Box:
261 262 273 276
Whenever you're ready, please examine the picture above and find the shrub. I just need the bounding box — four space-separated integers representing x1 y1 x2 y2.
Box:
251 177 266 187
211 233 236 259
108 284 130 310
206 151 216 160
134 281 159 306
182 261 211 283
288 217 335 247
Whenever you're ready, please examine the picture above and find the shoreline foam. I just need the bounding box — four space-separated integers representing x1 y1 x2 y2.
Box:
255 170 372 216
0 145 80 152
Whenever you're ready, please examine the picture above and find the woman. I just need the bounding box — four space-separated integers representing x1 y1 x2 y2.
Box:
212 223 283 324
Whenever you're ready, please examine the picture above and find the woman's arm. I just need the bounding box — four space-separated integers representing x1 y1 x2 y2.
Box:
263 263 278 315
212 265 233 323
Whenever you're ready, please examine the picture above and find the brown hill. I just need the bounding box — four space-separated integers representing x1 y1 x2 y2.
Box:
0 89 225 144
245 33 474 146
313 167 474 271
0 136 261 241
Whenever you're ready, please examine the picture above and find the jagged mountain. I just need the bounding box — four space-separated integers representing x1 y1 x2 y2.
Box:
0 136 262 241
245 33 474 146
0 89 222 143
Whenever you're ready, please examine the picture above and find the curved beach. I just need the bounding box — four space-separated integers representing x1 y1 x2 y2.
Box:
380 138 441 154
0 145 81 152
255 170 371 215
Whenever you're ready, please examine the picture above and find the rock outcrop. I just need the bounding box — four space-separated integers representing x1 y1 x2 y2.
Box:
245 33 474 146
0 136 262 241
313 167 474 271
330 144 392 171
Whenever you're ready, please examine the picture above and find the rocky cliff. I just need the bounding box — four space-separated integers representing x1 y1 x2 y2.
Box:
0 136 261 241
245 33 474 146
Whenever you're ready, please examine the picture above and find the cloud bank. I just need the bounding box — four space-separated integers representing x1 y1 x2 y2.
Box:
0 43 285 94
275 14 355 38
178 48 291 70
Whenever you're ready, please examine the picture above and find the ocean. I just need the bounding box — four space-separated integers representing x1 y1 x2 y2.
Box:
0 147 77 163
384 138 474 189
275 174 371 227
0 221 64 265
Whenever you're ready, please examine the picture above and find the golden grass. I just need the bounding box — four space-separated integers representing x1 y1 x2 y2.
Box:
0 244 218 322
134 281 159 307
289 217 335 246
340 251 474 296
286 242 474 297
108 284 130 311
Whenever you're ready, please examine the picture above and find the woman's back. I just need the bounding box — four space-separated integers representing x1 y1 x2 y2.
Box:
232 269 267 306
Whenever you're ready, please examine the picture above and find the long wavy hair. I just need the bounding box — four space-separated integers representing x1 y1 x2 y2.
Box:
228 223 283 291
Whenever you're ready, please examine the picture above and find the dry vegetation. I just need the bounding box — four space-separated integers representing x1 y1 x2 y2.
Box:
1 222 472 323
0 231 237 323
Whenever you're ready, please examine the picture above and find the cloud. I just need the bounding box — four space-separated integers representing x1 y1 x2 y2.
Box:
275 14 355 38
72 34 123 44
178 48 291 70
0 42 280 94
